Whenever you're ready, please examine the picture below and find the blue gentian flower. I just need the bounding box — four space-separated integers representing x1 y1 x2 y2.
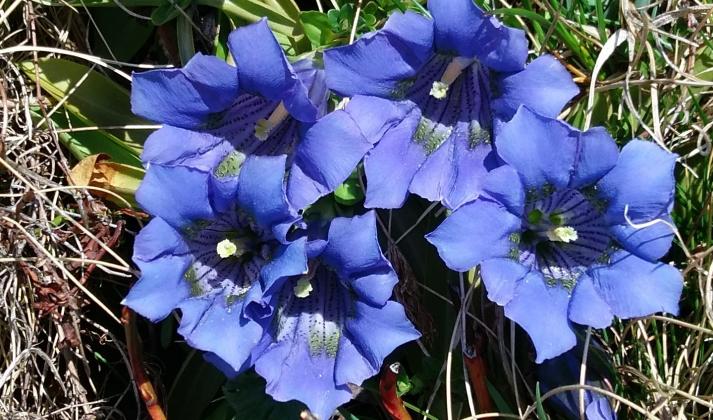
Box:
123 154 308 372
253 211 420 419
318 0 579 209
131 18 328 211
427 106 683 362
208 212 420 419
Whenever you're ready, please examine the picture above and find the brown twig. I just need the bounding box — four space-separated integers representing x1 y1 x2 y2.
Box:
122 307 167 420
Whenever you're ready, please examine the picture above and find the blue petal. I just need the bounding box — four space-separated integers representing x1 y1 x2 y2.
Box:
587 398 617 420
429 0 527 72
228 20 318 122
610 216 674 261
480 258 528 305
491 55 579 119
141 126 226 170
568 274 613 328
504 272 577 362
123 256 191 322
259 237 309 296
570 126 619 189
480 165 525 217
596 140 677 224
178 297 263 371
590 250 682 319
496 106 578 190
334 334 378 386
293 58 329 118
140 127 239 212
289 95 410 209
442 134 495 210
131 53 239 128
237 155 298 242
136 164 215 229
132 217 188 262
344 95 413 144
426 199 521 272
363 110 427 208
255 340 352 420
409 136 455 204
342 301 420 381
321 212 397 306
324 11 434 98
287 110 373 210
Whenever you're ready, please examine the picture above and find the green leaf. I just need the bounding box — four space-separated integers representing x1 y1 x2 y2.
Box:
160 315 175 349
20 58 151 150
89 9 154 62
535 382 548 420
167 351 227 420
334 175 364 205
486 380 514 414
202 400 237 420
396 368 413 396
223 371 306 420
177 11 197 65
214 12 234 60
50 215 65 227
299 11 334 48
30 108 141 166
151 0 192 25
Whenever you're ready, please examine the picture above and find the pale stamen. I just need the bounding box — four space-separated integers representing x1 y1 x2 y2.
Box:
546 226 579 243
429 57 476 100
293 276 314 298
216 237 250 259
254 102 289 141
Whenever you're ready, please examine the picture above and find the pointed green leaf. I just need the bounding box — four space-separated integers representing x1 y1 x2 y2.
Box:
20 58 152 150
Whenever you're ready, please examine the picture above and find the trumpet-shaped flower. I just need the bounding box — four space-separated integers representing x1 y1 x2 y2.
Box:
427 106 682 362
253 211 420 419
131 18 328 211
123 155 308 372
207 212 420 419
319 0 579 209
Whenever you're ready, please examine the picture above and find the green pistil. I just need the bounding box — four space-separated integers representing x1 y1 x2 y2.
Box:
549 213 564 226
214 151 246 178
527 209 543 224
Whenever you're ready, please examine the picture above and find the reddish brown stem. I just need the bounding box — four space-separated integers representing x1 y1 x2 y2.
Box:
122 307 167 420
379 362 413 420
